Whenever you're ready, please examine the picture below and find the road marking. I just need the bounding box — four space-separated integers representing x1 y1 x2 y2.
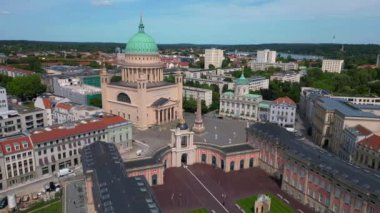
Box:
185 167 229 213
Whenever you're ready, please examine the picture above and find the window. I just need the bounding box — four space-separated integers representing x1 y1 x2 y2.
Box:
335 188 341 198
344 194 350 204
201 154 206 163
181 136 187 148
117 93 131 103
42 167 49 175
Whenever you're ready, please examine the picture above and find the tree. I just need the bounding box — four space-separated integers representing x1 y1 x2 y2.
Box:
88 61 100 69
89 96 102 108
7 75 46 101
222 58 230 68
110 76 122 82
208 64 216 70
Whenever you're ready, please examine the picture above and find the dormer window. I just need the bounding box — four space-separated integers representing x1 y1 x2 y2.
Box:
22 142 28 149
14 144 20 151
5 145 11 153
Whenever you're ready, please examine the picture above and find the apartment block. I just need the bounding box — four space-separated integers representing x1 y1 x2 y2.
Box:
249 76 269 91
270 71 300 83
183 86 213 107
256 49 276 63
204 48 224 69
321 59 344 73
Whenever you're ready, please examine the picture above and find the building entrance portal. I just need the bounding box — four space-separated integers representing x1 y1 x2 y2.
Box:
181 153 188 165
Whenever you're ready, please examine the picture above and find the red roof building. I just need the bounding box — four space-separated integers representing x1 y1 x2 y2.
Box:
357 134 380 151
273 96 296 106
30 115 127 144
0 65 33 77
0 135 34 155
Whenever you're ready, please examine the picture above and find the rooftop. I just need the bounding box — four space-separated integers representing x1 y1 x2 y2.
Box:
81 141 160 213
317 97 380 118
346 125 373 137
30 115 128 144
273 96 296 106
110 81 174 89
249 123 380 198
358 134 380 151
0 134 33 155
9 103 44 114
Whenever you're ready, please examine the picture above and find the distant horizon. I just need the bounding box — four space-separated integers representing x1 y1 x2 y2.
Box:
1 0 379 44
1 39 380 46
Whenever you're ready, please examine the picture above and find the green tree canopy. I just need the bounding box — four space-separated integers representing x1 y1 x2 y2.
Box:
7 75 46 101
110 76 122 82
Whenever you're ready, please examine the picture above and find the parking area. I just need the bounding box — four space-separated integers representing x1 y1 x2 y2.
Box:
153 164 312 213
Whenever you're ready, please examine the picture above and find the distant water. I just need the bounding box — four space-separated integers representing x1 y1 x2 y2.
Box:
278 52 323 60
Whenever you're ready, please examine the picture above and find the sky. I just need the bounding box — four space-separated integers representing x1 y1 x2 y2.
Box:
0 0 380 44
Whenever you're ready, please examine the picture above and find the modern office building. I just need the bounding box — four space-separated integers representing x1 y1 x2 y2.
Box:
256 49 276 63
101 18 183 130
250 62 298 71
270 71 300 83
183 86 213 107
204 48 224 69
269 97 296 128
321 59 344 73
0 87 8 113
53 76 101 105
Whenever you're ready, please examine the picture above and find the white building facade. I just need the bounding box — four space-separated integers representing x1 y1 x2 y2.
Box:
249 76 269 91
0 87 8 113
270 71 300 83
269 97 296 128
256 49 276 63
321 59 344 73
204 48 224 69
183 86 213 107
219 73 263 121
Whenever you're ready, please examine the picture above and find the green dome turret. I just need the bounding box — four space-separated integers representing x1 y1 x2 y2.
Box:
125 16 158 55
235 69 249 85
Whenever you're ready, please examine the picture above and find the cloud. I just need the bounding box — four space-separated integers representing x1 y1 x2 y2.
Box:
92 0 113 5
91 0 136 6
0 10 11 15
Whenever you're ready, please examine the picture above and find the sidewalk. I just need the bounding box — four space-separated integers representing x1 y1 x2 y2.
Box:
0 174 54 196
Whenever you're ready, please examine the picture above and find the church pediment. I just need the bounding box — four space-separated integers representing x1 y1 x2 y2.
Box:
151 97 176 108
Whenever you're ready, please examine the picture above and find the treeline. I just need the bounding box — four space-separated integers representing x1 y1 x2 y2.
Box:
1 41 379 65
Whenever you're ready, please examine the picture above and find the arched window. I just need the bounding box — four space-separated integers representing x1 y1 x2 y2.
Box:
249 158 254 168
201 154 207 163
117 93 131 103
152 174 157 185
230 161 235 171
240 159 244 169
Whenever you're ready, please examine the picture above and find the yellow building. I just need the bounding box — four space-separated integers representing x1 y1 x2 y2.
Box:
101 18 183 129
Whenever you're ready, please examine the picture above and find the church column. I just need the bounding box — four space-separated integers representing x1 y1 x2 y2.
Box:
159 110 162 123
172 107 174 120
164 109 167 122
156 110 158 124
168 108 171 121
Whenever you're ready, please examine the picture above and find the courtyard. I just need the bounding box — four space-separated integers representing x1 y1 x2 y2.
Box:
153 164 312 213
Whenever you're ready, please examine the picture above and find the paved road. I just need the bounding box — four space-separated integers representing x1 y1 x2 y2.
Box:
64 179 87 213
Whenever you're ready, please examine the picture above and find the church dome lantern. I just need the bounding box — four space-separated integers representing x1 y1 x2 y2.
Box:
125 16 158 55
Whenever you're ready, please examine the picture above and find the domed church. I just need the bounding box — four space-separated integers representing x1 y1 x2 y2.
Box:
101 17 183 129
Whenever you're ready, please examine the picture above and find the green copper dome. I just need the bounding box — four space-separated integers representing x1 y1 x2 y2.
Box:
125 17 158 55
235 70 249 85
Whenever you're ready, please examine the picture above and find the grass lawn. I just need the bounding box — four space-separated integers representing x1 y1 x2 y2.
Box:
33 200 62 213
185 208 209 213
236 193 295 213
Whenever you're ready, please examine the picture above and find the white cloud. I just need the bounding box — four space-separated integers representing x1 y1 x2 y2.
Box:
91 0 136 6
92 0 113 5
0 10 11 15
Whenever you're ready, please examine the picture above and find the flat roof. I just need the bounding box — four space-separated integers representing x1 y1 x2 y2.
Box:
318 97 380 118
8 103 44 114
249 123 380 198
81 141 161 213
